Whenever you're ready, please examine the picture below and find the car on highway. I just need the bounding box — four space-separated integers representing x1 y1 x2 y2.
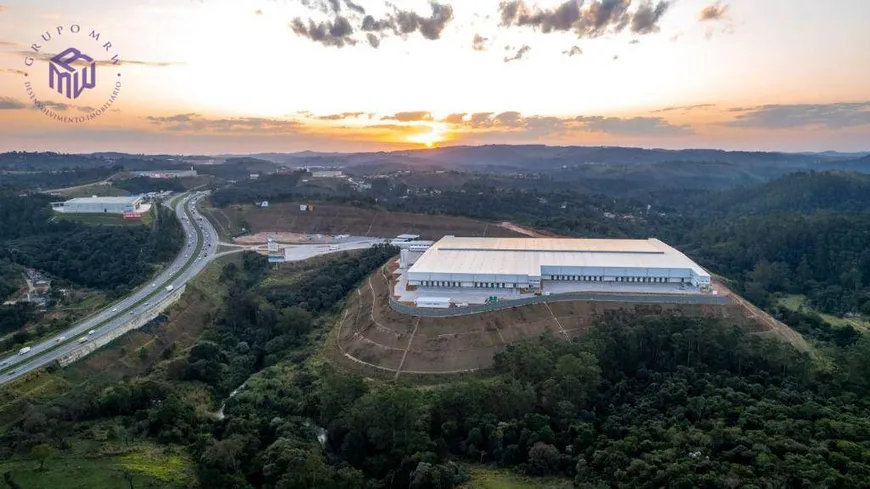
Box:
56 336 65 342
79 337 88 343
88 330 96 335
111 308 118 312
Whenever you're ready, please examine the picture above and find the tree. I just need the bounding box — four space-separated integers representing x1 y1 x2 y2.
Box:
31 444 51 471
122 470 135 489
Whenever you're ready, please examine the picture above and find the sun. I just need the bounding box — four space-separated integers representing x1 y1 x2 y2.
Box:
409 126 447 148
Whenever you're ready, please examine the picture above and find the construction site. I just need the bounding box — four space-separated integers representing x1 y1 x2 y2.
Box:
328 257 806 379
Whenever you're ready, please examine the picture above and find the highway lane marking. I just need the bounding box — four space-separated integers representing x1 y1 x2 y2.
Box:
0 195 211 381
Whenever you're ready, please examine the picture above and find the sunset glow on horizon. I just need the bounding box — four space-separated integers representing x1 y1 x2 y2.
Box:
0 0 869 154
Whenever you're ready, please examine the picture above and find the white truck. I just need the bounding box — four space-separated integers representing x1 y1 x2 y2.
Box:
18 346 31 355
166 285 174 292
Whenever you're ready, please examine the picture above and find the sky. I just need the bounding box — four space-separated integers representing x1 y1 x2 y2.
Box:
0 0 869 154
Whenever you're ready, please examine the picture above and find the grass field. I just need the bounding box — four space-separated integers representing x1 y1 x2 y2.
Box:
462 467 572 489
209 201 523 240
778 294 870 332
56 183 129 198
55 209 153 226
0 440 195 489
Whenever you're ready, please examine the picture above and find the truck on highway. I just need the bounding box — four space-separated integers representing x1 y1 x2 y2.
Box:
166 285 174 292
18 347 31 355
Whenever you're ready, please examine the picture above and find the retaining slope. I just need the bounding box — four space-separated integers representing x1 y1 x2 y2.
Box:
390 291 729 318
58 285 186 367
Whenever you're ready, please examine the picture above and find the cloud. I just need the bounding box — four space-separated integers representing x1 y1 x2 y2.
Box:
575 115 693 136
361 2 454 40
472 33 488 51
293 1 454 48
442 113 467 124
435 111 692 138
628 39 639 44
504 45 530 62
300 0 365 14
254 8 263 15
290 16 357 48
0 5 5 12
0 97 25 110
314 111 368 120
563 45 582 56
6 49 182 67
700 1 729 21
725 102 870 130
146 113 303 133
612 54 619 60
0 68 27 76
651 103 715 113
630 0 670 34
39 101 70 111
382 111 433 122
498 0 672 38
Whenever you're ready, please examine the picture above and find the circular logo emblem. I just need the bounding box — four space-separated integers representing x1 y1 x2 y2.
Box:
22 24 122 123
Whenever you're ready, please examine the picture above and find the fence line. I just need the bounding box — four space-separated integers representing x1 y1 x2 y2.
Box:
389 291 728 318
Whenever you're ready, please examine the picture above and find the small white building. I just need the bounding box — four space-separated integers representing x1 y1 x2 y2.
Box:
311 170 344 178
51 195 145 214
415 297 451 309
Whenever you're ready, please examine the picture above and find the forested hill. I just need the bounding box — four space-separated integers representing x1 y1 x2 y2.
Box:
698 171 870 218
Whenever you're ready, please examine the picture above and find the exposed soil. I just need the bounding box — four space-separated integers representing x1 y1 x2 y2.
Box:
226 202 524 240
331 260 758 378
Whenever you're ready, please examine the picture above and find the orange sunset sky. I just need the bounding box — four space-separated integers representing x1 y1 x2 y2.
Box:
0 0 869 154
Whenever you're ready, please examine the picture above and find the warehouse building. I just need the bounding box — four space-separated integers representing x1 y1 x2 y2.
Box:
130 169 197 178
51 195 145 214
404 236 712 295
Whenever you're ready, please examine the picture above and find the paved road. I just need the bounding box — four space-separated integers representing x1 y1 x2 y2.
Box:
0 197 385 386
0 192 218 385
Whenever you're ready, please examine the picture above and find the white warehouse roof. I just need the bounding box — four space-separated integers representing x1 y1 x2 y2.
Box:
63 196 142 204
407 236 710 279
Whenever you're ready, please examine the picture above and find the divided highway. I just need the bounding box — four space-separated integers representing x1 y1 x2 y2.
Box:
0 192 218 385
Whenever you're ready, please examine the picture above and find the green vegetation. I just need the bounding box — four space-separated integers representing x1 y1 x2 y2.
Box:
55 183 129 198
4 242 870 488
0 192 183 351
0 441 194 489
113 176 185 194
55 210 153 226
462 467 571 489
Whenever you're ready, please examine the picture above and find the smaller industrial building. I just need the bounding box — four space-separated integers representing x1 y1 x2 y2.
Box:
51 196 147 214
130 169 197 179
310 170 343 178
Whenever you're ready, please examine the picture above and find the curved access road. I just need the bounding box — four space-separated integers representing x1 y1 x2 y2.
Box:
0 192 218 385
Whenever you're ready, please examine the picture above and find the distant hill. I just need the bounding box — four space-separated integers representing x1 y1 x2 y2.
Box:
702 170 870 217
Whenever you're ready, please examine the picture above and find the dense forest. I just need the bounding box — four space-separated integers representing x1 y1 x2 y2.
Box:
0 195 183 296
0 167 119 192
5 248 870 488
112 177 186 194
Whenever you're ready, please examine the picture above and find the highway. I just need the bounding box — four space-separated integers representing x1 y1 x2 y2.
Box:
0 192 218 385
